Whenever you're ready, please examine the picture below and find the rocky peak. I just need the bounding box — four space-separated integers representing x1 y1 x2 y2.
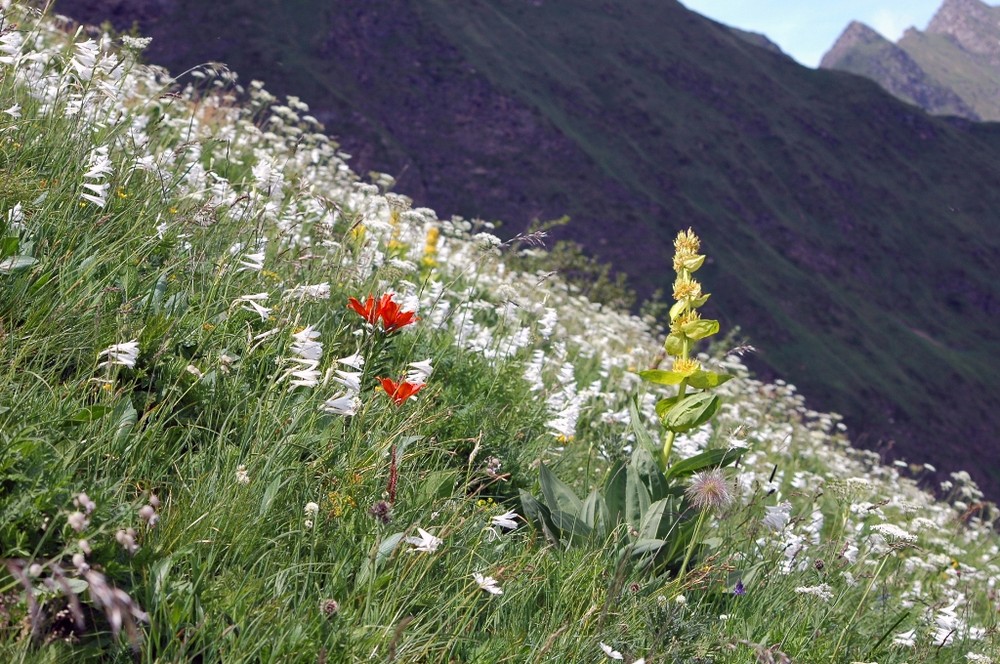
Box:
820 21 889 68
927 0 1000 60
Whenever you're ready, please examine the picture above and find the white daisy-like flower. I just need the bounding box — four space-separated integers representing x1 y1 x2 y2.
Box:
405 527 442 553
473 572 503 596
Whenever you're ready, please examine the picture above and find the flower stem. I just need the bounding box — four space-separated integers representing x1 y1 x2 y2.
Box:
677 507 706 579
832 555 889 658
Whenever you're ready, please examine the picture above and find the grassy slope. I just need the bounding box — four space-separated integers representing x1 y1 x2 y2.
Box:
50 0 1000 498
899 30 1000 121
1 5 999 662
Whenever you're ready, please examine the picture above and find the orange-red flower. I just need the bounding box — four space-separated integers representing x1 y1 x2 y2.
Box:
348 293 418 333
378 377 425 406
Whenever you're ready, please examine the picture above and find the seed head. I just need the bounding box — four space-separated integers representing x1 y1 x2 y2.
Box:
685 469 733 513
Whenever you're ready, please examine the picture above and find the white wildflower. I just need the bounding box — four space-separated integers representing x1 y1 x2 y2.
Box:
599 642 624 660
762 502 791 531
405 527 442 553
473 572 503 596
794 583 833 602
234 465 250 485
491 510 519 530
98 340 139 369
406 358 434 383
3 104 20 119
320 393 360 416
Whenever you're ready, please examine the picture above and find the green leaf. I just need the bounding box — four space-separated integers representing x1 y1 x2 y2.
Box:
631 447 669 501
625 464 651 528
539 463 583 516
681 319 720 340
579 489 609 535
662 393 720 433
519 489 560 545
112 400 137 443
668 300 685 321
690 293 711 308
603 460 627 526
0 256 37 273
551 508 592 543
629 397 657 453
665 447 744 481
637 497 683 541
638 369 685 386
686 370 733 390
655 396 681 419
680 254 706 272
0 236 18 257
376 532 404 565
416 469 458 504
67 405 111 423
258 476 284 519
664 333 684 356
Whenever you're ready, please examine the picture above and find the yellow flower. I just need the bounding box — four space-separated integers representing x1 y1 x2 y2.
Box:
672 278 702 302
672 357 701 377
674 228 700 257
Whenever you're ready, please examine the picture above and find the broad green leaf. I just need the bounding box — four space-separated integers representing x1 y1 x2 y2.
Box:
0 255 37 273
625 464 651 528
376 532 404 565
579 489 609 535
631 447 669 500
664 333 684 356
638 369 685 386
603 460 627 526
416 469 458 504
637 497 682 541
629 397 657 453
629 538 666 557
655 396 680 419
112 399 137 443
67 405 111 423
258 476 284 518
0 236 18 257
662 393 720 433
681 319 720 340
686 370 733 390
519 489 560 545
664 447 744 481
551 508 592 543
539 463 583 516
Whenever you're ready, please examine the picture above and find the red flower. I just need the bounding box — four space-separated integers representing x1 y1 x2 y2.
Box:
378 377 425 406
347 294 380 325
348 293 418 333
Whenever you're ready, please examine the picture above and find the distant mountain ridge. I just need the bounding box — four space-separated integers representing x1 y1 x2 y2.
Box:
822 0 1000 120
52 0 1000 499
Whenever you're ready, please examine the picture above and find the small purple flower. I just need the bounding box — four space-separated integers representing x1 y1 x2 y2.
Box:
733 580 746 596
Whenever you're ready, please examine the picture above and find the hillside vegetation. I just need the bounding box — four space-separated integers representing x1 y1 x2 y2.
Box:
1 4 998 662
52 0 1000 501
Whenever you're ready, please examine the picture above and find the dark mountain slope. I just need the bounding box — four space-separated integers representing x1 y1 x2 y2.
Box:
55 0 1000 497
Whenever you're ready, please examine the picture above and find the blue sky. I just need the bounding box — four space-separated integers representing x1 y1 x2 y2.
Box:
681 0 945 67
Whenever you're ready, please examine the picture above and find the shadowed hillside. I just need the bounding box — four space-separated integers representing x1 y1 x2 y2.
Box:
54 0 1000 498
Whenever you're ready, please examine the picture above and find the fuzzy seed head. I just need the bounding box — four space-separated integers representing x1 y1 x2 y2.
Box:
685 469 733 513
